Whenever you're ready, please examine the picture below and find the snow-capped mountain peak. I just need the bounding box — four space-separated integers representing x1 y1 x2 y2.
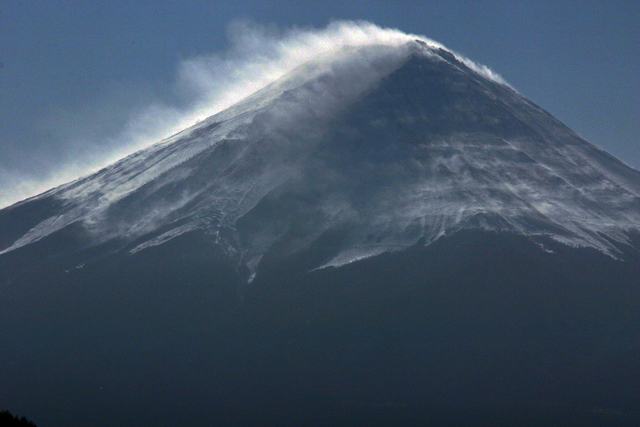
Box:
2 40 640 278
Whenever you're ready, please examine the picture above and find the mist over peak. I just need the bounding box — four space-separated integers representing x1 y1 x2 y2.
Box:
0 21 509 210
1 31 639 281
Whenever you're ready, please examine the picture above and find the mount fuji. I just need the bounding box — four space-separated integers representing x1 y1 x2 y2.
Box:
1 36 640 426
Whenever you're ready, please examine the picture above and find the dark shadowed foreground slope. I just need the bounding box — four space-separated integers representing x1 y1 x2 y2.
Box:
1 40 640 426
2 229 640 426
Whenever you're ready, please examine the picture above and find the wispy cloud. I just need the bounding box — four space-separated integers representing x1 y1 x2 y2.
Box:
0 20 507 209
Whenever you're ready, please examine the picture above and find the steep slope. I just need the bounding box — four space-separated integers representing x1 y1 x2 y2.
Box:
1 39 640 426
2 40 640 278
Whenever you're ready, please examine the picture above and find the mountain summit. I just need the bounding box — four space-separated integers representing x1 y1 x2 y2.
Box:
2 40 640 276
2 39 640 426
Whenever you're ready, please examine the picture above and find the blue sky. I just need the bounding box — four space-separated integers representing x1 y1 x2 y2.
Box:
0 0 638 206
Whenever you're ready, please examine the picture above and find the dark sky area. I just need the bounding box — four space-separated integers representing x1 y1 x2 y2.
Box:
0 0 638 207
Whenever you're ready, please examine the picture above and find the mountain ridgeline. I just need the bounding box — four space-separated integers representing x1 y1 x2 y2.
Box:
1 40 640 426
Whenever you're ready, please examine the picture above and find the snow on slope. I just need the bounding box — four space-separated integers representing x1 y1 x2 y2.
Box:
0 41 420 254
2 38 640 277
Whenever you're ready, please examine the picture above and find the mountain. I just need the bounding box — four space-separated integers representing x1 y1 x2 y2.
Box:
1 40 640 426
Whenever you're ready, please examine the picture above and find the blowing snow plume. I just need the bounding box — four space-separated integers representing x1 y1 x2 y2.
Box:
3 17 640 278
0 21 526 267
0 21 506 209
